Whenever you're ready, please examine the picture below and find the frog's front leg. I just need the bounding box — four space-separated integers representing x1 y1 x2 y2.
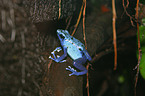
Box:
49 47 67 63
66 57 87 76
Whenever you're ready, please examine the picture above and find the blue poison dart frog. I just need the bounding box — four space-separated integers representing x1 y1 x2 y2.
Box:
49 29 92 76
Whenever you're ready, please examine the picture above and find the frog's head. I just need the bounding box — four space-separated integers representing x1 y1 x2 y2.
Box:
57 29 70 42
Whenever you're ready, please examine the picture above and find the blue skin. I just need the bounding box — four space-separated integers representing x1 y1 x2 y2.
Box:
49 29 92 76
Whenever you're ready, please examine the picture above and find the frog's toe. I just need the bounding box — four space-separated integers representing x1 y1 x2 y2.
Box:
55 47 62 52
60 60 66 63
56 55 60 58
49 56 55 60
69 73 75 76
51 51 55 54
68 72 79 76
51 47 62 54
49 56 52 59
66 66 76 71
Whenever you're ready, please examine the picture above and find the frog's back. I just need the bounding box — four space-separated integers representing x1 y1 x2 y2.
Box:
64 36 92 61
72 37 92 61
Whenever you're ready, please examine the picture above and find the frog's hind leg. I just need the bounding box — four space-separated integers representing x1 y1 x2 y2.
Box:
73 58 87 75
66 57 87 76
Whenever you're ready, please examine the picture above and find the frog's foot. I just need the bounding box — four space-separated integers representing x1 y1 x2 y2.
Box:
49 47 62 62
49 46 67 63
49 55 66 63
66 66 79 76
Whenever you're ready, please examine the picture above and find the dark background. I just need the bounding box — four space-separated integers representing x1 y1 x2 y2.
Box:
0 0 145 96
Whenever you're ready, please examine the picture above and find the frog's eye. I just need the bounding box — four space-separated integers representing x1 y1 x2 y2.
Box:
60 34 65 39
